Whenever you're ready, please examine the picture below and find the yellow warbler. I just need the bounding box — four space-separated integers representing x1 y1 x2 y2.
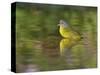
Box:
58 20 81 41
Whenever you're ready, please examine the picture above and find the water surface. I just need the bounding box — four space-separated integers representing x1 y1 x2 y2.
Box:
16 36 96 73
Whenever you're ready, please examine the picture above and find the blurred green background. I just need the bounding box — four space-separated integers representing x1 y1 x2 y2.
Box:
15 3 97 73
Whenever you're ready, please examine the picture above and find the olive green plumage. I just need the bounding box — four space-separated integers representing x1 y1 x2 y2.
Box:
58 20 81 41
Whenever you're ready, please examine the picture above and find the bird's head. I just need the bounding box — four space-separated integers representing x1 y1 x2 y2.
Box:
58 20 69 28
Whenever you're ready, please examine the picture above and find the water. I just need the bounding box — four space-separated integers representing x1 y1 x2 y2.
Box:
16 36 97 73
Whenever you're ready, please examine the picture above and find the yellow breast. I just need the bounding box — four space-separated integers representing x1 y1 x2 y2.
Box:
59 26 71 38
59 26 81 41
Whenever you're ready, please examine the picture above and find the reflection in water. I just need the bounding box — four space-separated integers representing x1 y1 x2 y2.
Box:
16 37 96 72
60 38 80 68
60 38 78 56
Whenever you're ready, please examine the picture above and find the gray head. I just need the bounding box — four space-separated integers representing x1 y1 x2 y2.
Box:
58 20 69 27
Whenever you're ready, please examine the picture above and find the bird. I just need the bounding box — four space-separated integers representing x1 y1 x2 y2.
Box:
58 20 81 41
